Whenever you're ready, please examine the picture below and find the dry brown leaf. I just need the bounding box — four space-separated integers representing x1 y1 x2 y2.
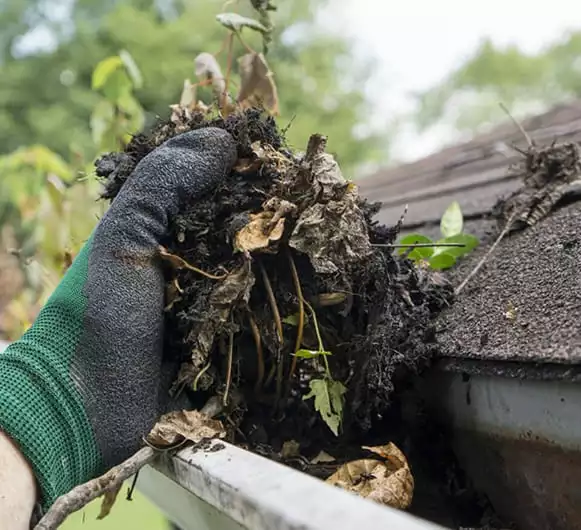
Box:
311 151 348 202
147 410 226 447
281 440 301 459
194 52 226 97
97 483 122 520
311 451 336 464
237 52 279 114
289 185 372 274
235 211 285 253
325 442 414 510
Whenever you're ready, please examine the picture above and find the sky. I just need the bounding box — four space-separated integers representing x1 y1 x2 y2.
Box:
324 0 581 162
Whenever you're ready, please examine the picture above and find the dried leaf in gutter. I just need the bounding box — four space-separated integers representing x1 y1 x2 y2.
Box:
311 451 335 464
237 52 279 114
281 439 301 459
326 442 414 510
147 410 226 447
290 185 372 274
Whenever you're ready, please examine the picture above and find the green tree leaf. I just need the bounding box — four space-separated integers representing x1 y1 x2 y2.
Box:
216 13 268 33
440 201 463 237
294 349 332 359
119 49 143 89
428 252 457 270
396 233 434 261
92 56 124 90
303 378 346 436
432 234 479 258
90 100 115 147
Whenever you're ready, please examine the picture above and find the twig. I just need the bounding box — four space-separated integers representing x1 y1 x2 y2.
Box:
193 361 212 391
248 310 265 392
287 250 305 380
126 472 139 501
259 262 283 342
455 213 516 296
222 32 235 111
499 102 533 147
34 447 156 530
223 331 234 406
373 243 466 249
258 261 285 403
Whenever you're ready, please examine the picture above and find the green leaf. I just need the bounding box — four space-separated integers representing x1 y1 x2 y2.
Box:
283 313 299 326
432 234 479 258
102 69 132 102
45 174 66 215
216 13 268 33
303 378 346 436
294 349 332 359
440 201 463 237
428 252 457 270
92 56 123 90
119 50 143 89
396 233 434 260
90 100 115 146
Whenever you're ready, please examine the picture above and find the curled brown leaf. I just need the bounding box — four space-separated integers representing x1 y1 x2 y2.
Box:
147 410 226 448
326 442 414 510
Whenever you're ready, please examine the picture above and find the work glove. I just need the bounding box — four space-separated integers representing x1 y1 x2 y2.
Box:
0 128 237 510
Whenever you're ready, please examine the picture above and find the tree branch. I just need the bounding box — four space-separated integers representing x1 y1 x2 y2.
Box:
33 447 156 530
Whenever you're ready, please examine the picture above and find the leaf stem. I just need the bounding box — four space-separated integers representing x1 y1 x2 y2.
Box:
223 330 234 406
247 310 265 392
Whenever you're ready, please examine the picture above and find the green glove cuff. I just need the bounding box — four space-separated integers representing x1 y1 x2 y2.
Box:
0 237 101 509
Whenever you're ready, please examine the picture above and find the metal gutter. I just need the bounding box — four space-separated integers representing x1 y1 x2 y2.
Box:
138 439 446 530
424 367 581 530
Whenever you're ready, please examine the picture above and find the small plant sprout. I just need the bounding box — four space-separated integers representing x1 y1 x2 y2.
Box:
394 201 479 270
295 300 346 436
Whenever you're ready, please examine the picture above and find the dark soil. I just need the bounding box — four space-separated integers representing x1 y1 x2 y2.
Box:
95 108 508 529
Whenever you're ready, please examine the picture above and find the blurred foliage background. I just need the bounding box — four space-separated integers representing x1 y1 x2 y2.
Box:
2 1 581 526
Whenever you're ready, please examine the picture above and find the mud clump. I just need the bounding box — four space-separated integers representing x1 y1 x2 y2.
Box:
96 107 468 519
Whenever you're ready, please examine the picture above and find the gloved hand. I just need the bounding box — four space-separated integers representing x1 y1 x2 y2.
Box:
0 128 237 510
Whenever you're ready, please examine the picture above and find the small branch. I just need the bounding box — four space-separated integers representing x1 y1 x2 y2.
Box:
499 102 533 147
248 310 265 392
222 32 235 111
455 214 516 296
223 331 234 406
287 250 305 380
34 447 155 530
373 243 466 249
258 261 285 404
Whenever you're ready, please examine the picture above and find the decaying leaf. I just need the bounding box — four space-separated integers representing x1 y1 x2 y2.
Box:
290 185 373 274
326 443 414 510
97 483 122 520
216 12 268 33
147 410 226 447
311 451 336 464
281 439 301 459
237 52 279 114
188 262 255 381
303 378 346 436
194 52 226 97
235 211 285 253
311 151 348 202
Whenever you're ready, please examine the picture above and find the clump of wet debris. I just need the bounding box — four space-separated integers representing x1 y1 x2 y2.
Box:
493 140 581 232
95 107 507 527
